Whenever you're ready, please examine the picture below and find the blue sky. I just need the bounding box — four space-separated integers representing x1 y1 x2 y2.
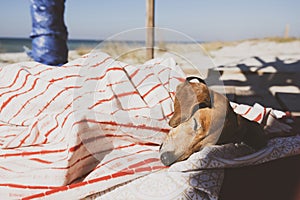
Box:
0 0 299 41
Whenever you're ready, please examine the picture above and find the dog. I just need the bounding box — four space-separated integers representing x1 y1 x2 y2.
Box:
159 76 267 166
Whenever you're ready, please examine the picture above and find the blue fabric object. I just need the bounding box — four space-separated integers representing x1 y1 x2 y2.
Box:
29 0 68 66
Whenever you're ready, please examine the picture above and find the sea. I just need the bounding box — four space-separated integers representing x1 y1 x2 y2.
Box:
0 37 102 53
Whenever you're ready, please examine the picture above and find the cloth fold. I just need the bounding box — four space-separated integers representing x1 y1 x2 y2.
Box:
0 52 298 199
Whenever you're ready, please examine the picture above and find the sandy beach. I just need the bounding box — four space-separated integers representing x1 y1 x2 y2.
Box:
1 38 299 117
214 40 300 122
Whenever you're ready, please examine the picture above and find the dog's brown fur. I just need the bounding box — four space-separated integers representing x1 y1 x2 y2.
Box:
160 77 267 166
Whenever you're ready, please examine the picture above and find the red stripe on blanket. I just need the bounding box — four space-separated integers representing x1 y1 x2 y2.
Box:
51 154 92 170
243 107 252 115
0 133 17 138
16 121 38 147
92 149 154 171
73 119 169 133
142 83 162 98
61 95 83 127
33 68 54 76
0 75 31 98
157 67 171 75
44 121 59 138
22 160 166 199
111 105 149 115
128 158 160 169
106 80 128 87
88 96 115 109
129 68 140 78
90 56 112 68
89 91 139 109
162 111 174 119
0 149 66 157
136 73 155 87
0 183 58 190
117 91 139 98
43 100 71 138
0 68 24 89
1 77 39 111
0 166 13 171
86 67 124 81
8 82 52 123
35 86 81 117
253 113 263 122
31 131 40 145
49 75 82 83
29 158 53 164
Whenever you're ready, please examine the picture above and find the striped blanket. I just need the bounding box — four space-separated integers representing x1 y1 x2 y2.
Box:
0 52 299 199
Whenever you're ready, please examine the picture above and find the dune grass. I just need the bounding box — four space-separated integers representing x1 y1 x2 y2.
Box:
73 37 300 63
262 37 300 43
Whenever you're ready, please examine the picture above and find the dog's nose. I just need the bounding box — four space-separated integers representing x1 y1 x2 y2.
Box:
160 151 177 166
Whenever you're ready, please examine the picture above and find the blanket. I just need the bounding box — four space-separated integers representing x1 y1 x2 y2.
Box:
0 52 299 199
0 52 184 199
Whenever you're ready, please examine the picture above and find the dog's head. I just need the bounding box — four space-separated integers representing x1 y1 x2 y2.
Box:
159 76 267 166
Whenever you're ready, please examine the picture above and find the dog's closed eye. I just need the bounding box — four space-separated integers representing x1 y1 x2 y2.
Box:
193 118 201 131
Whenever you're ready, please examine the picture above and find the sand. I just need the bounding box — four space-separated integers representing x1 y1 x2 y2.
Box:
207 40 300 118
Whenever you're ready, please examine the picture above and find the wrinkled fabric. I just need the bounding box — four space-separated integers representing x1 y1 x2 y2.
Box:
0 52 184 199
28 0 68 66
0 52 298 199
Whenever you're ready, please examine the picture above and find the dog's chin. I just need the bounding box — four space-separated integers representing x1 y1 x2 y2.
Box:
160 151 192 166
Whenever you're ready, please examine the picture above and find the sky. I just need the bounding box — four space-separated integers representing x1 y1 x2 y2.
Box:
0 0 299 42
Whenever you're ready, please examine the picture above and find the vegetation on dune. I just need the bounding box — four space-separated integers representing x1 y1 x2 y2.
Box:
75 46 93 56
261 37 300 43
71 37 300 63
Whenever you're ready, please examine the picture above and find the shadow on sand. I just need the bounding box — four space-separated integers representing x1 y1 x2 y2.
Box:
214 56 299 112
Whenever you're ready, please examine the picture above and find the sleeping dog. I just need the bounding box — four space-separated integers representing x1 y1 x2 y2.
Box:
159 76 267 166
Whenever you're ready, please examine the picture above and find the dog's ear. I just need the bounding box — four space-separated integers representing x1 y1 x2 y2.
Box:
186 76 206 85
169 78 211 128
185 77 211 108
237 115 267 150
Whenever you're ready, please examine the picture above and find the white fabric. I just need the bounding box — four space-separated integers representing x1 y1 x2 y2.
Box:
0 52 298 200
